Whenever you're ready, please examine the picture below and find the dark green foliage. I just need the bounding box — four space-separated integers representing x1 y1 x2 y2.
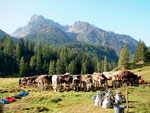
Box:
49 61 56 75
61 43 118 62
36 52 42 74
19 57 28 76
3 37 15 57
29 56 36 75
104 56 109 72
118 43 130 70
134 40 147 63
0 37 119 77
68 60 77 74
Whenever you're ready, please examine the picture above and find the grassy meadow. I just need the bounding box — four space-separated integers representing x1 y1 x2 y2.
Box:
1 66 150 113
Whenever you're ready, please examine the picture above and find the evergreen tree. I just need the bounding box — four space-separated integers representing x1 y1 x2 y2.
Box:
100 61 104 72
16 38 24 64
96 60 101 72
104 56 109 72
56 59 62 74
81 62 87 74
49 61 56 74
37 41 42 57
118 43 130 70
42 43 50 62
75 53 82 74
85 57 94 74
3 37 15 57
36 52 42 74
28 42 34 52
29 56 36 75
43 60 49 74
59 50 68 73
68 60 77 74
19 57 28 76
134 40 147 63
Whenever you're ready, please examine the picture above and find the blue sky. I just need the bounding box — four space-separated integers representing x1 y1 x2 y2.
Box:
0 0 150 46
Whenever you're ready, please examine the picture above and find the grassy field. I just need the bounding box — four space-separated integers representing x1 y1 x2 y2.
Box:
1 66 150 113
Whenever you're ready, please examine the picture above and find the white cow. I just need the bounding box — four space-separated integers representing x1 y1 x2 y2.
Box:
52 75 61 92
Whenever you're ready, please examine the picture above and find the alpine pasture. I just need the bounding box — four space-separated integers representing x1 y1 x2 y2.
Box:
0 66 150 113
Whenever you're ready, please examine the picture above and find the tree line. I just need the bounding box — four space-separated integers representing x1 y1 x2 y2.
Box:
118 40 150 70
0 37 117 77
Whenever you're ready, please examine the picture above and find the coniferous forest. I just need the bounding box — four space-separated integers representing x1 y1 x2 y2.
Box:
0 37 118 77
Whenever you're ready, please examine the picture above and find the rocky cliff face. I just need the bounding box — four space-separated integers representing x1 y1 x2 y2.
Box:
11 14 138 55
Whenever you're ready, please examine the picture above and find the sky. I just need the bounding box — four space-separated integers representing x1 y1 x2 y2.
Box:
0 0 150 46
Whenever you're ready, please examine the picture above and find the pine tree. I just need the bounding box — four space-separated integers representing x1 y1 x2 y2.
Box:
96 60 101 72
134 40 147 63
30 56 36 75
16 38 24 64
56 59 62 74
75 54 82 74
104 56 109 72
81 62 87 74
68 60 77 74
19 57 28 76
3 37 15 57
42 43 50 62
0 48 4 76
59 50 67 73
43 60 49 74
85 57 94 74
28 42 34 52
36 52 42 74
49 61 56 74
118 43 130 70
100 61 104 72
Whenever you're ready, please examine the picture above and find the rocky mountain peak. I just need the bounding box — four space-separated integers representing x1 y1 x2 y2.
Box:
68 21 94 33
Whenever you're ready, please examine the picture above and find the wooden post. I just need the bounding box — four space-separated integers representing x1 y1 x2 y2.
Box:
126 90 129 113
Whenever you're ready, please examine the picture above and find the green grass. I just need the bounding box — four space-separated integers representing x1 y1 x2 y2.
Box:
1 66 150 113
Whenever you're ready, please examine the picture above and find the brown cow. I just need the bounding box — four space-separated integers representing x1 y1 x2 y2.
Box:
36 75 52 90
103 70 123 88
60 73 73 90
120 71 141 86
81 74 92 91
92 72 108 89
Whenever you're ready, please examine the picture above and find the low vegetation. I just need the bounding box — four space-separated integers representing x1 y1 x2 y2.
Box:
0 66 150 113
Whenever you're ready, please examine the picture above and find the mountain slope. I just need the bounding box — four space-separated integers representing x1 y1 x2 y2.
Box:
11 15 138 55
24 25 71 45
61 43 118 62
67 21 138 55
12 15 71 45
0 29 18 43
11 15 68 37
0 29 8 38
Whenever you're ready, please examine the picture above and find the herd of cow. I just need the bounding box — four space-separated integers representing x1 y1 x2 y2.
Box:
20 70 141 92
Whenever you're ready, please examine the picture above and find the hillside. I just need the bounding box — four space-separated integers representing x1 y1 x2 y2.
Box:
11 15 138 55
61 43 118 62
0 29 8 38
11 15 71 45
67 21 138 55
0 29 18 44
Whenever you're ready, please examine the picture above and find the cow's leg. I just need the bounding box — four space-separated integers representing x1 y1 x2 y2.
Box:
94 81 96 88
41 82 43 90
106 80 108 88
44 80 46 90
112 80 116 88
